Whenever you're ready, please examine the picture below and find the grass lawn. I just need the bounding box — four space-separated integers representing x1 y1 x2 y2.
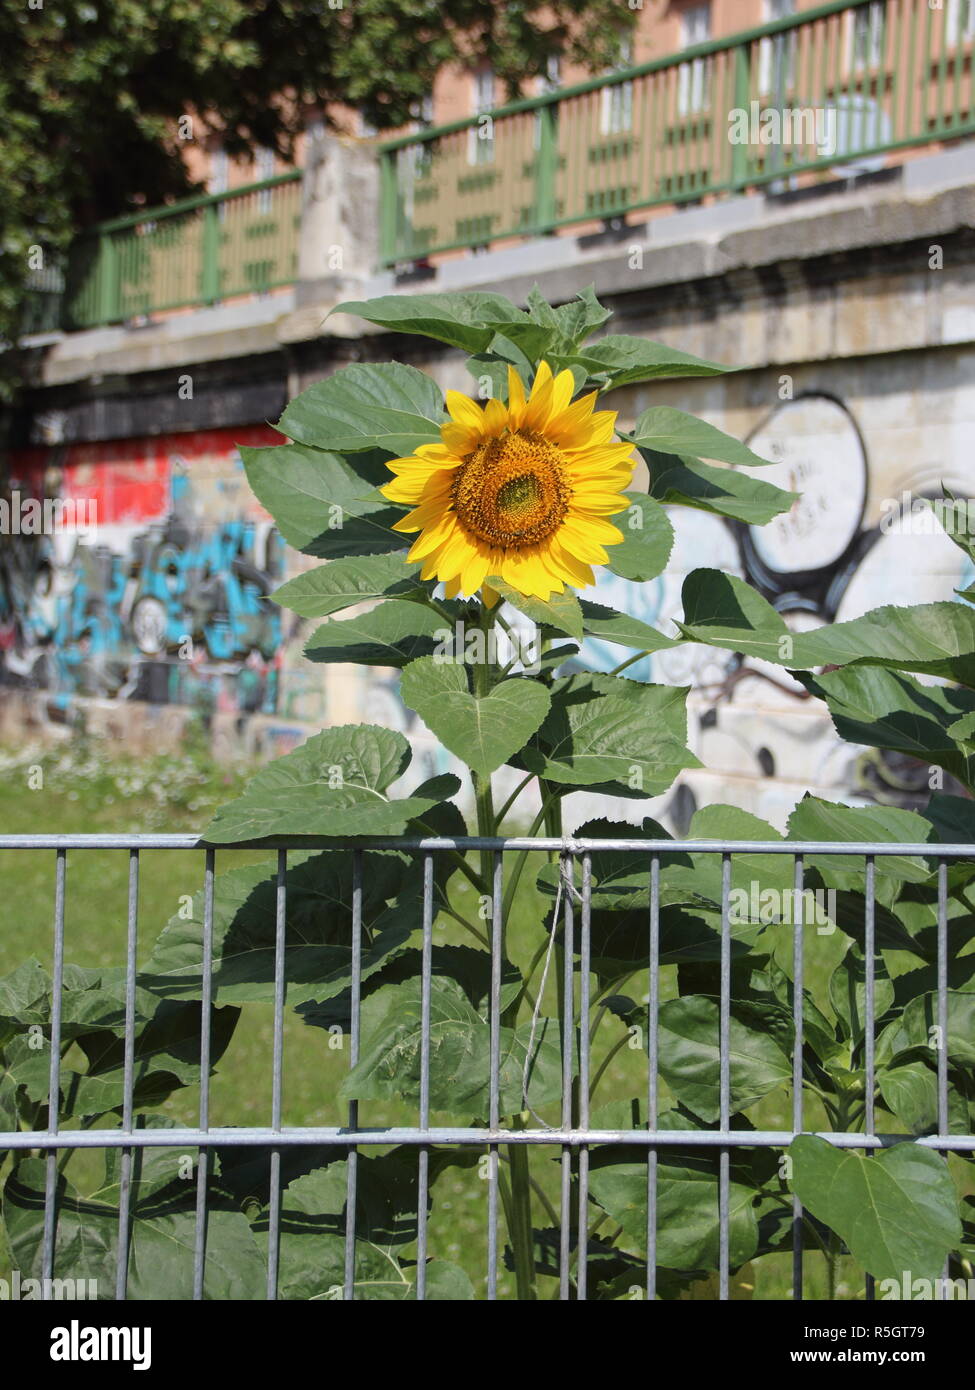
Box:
0 737 883 1299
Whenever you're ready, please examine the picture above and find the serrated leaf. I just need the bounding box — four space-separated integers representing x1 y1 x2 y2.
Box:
786 796 934 887
877 990 975 1069
272 554 426 618
487 578 584 641
304 599 453 667
657 995 792 1122
142 848 424 1006
680 570 975 686
789 1135 961 1283
798 667 975 788
578 599 679 652
588 1112 767 1271
333 291 528 353
203 725 458 843
241 443 404 558
4 1149 266 1300
400 657 551 777
339 977 561 1117
646 450 797 524
278 362 445 455
518 672 700 797
558 335 734 388
606 493 675 583
628 408 770 468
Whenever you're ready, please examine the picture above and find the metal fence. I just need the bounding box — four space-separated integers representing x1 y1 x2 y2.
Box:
379 0 975 263
33 173 303 332
0 831 972 1301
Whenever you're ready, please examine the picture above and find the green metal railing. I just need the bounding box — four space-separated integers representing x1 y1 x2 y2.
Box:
379 0 975 264
53 171 302 330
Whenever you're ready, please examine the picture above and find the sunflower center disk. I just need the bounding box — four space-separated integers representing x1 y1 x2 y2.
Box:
452 430 570 549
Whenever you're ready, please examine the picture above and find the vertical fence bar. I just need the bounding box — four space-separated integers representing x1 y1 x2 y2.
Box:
931 852 948 1147
114 848 140 1301
41 847 67 1296
719 852 732 1301
415 852 434 1300
487 850 503 1300
791 853 805 1302
577 852 592 1302
192 847 215 1301
559 850 575 1301
646 853 660 1302
864 852 876 1302
344 849 364 1299
266 849 288 1300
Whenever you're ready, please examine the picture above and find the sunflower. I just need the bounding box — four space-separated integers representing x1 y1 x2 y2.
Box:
380 362 636 603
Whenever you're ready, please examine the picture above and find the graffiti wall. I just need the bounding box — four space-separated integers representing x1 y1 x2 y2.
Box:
0 427 294 721
3 350 974 833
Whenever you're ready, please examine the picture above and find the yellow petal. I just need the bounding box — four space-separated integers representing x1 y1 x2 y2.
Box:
506 366 527 428
445 390 487 435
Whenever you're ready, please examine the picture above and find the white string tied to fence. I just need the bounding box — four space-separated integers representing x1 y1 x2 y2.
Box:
520 838 584 1127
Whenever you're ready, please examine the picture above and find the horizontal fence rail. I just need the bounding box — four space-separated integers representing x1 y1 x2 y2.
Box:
0 831 972 1301
380 0 975 263
28 173 303 333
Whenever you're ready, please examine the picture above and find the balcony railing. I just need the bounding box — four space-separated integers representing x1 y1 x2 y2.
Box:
27 171 302 334
378 0 975 265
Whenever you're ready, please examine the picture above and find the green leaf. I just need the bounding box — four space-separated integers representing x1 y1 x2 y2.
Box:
657 995 792 1123
679 570 975 686
646 450 797 524
519 672 700 797
241 443 404 558
278 362 445 455
628 408 770 468
578 599 680 652
829 947 895 1042
332 291 529 353
606 492 675 583
272 554 426 618
142 848 423 1006
797 667 975 788
487 577 584 641
878 990 975 1069
203 725 458 843
42 1001 240 1119
4 1147 266 1300
400 657 551 777
789 1135 962 1283
557 335 734 389
588 1112 768 1271
304 599 454 667
543 285 612 352
786 796 934 887
0 960 50 1035
878 1062 970 1137
271 1154 475 1299
465 335 533 400
340 977 561 1117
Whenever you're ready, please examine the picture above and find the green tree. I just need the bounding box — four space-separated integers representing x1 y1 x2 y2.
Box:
0 0 633 394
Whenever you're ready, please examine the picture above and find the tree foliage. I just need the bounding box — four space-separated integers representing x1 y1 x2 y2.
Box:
0 0 633 382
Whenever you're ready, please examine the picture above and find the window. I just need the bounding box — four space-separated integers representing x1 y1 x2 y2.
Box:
850 0 886 71
210 148 229 196
948 0 975 42
468 67 495 165
411 95 435 178
255 146 276 213
759 0 797 94
539 55 561 95
677 4 711 116
601 39 634 134
211 148 229 223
